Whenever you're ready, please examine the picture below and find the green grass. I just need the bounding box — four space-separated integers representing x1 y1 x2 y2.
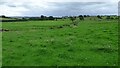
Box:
0 22 2 67
2 19 118 66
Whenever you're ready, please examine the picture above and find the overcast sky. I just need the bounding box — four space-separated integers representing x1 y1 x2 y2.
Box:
0 0 119 16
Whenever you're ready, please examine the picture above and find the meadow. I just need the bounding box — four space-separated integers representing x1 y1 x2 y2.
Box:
2 17 118 66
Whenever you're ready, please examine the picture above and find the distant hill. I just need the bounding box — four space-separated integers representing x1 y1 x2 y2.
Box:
0 18 16 20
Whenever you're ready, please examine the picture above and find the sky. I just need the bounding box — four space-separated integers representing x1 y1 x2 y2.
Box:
0 0 119 16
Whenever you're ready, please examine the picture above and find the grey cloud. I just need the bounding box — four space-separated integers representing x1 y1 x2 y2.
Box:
0 2 118 16
22 2 111 16
7 5 16 7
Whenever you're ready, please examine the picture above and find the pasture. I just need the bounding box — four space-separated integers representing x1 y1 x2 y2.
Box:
2 18 118 66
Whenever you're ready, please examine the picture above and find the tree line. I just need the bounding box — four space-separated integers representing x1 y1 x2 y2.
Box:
0 15 118 22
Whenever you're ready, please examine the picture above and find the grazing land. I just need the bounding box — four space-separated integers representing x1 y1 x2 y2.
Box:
0 20 1 67
2 17 118 66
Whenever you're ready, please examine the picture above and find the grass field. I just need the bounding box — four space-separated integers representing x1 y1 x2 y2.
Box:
0 32 1 67
2 19 118 66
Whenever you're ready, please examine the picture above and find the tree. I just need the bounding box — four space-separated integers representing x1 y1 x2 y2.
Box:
40 15 45 20
84 15 87 17
79 15 84 20
110 17 114 19
0 15 6 18
69 16 76 22
48 16 55 20
106 16 111 20
97 15 102 19
87 15 90 17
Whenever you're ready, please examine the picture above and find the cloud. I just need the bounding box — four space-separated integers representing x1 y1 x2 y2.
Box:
0 4 29 16
0 0 119 2
22 2 117 16
0 0 119 16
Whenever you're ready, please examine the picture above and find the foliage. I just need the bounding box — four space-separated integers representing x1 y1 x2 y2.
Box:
69 16 76 22
97 15 102 19
79 15 84 20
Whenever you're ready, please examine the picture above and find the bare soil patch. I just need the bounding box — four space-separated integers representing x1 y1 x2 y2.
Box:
0 29 9 32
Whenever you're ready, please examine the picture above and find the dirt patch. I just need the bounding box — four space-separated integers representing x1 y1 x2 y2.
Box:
49 22 78 29
0 29 10 32
91 47 118 53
